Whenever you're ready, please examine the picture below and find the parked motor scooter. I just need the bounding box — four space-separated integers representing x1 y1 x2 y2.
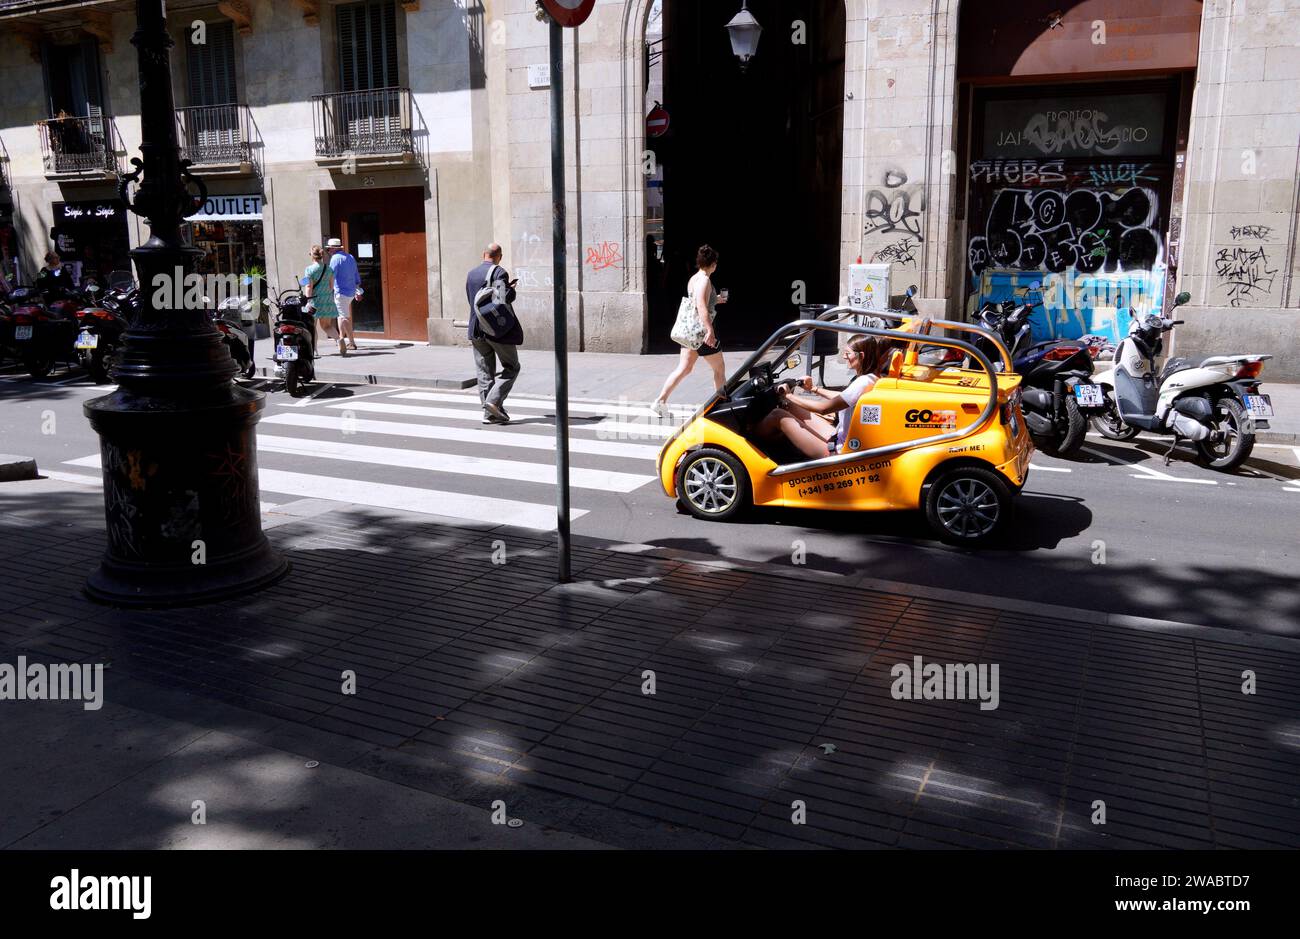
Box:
970 283 1104 456
1090 292 1271 471
212 298 256 379
74 275 136 384
271 287 317 396
9 282 83 378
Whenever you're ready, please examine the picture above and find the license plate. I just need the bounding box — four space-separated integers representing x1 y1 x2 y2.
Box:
276 343 298 361
1073 383 1104 407
1244 393 1274 419
75 331 98 350
14 325 32 341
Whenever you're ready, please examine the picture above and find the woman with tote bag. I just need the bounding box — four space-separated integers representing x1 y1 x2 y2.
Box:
651 244 727 417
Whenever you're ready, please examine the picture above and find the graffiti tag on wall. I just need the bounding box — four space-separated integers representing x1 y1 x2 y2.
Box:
1215 246 1277 307
863 169 925 243
969 186 1161 279
585 241 624 271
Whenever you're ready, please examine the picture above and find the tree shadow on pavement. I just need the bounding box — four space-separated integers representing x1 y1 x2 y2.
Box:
2 490 1299 851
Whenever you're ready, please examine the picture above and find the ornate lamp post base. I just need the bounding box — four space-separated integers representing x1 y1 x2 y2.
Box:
84 383 288 607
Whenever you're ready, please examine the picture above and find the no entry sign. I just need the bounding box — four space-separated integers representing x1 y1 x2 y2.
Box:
646 103 670 137
540 0 596 27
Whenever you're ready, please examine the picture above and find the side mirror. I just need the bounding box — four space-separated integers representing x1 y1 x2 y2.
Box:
1173 291 1191 307
299 276 311 287
905 285 917 298
786 354 802 370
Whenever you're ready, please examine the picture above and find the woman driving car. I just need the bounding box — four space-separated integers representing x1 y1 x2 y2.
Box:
757 335 895 459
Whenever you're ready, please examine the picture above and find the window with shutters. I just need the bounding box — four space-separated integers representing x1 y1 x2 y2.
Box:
183 22 239 157
337 0 400 92
333 1 404 149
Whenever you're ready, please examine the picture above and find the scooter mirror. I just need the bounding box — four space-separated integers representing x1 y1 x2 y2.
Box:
1030 280 1042 289
906 285 917 297
1174 291 1191 307
299 276 311 287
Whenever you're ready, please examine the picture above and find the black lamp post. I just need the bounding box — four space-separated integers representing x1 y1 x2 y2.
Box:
83 0 286 606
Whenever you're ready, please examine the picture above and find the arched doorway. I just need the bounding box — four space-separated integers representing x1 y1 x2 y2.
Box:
643 0 846 350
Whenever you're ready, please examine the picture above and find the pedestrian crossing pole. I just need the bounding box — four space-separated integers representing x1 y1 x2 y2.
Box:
548 14 572 583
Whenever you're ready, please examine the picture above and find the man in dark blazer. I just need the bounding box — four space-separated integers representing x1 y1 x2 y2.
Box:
465 242 522 424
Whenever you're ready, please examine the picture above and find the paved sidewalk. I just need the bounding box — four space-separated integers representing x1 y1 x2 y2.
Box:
2 482 1298 849
256 340 1300 443
253 339 742 407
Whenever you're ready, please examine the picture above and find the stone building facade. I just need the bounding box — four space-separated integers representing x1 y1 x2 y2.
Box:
1 0 1296 375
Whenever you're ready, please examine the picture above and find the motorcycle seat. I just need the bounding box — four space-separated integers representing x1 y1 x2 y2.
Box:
1157 357 1196 384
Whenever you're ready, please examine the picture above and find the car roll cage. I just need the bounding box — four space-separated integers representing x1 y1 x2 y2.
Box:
658 305 1015 479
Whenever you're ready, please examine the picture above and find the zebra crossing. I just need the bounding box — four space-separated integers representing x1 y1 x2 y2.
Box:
61 387 695 532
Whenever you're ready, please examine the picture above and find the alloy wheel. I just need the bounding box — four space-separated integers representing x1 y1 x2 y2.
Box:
935 477 1000 538
683 458 738 515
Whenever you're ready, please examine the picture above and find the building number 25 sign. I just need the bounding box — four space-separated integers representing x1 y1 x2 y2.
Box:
540 0 595 27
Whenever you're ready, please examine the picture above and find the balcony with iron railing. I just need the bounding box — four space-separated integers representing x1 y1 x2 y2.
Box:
176 103 261 175
38 113 123 177
0 136 10 193
311 87 427 167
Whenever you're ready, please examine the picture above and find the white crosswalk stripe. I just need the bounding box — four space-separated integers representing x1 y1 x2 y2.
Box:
392 391 697 420
65 389 661 531
326 400 679 438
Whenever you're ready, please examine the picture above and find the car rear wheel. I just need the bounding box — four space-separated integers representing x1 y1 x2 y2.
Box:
675 448 750 521
925 466 1011 546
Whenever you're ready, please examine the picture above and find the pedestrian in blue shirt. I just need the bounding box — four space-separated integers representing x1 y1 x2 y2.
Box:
326 237 362 356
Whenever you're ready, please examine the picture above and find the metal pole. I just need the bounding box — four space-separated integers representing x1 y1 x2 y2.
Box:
549 20 571 583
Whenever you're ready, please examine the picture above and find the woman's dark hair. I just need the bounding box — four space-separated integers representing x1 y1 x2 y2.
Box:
695 244 718 269
846 335 892 375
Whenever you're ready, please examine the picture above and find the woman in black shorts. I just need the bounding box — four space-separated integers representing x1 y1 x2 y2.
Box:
652 244 727 416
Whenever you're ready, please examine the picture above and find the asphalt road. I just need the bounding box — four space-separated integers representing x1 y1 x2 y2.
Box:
3 362 1298 634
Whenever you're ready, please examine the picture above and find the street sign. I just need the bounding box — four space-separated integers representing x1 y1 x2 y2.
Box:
646 103 670 138
540 0 595 27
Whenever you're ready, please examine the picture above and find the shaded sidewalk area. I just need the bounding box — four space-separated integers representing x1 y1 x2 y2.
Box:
2 488 1299 849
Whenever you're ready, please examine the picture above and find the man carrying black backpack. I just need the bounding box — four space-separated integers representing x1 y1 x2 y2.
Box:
465 243 523 424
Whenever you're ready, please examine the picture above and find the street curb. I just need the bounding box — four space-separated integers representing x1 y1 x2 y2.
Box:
256 503 1300 656
570 532 1300 654
0 455 38 482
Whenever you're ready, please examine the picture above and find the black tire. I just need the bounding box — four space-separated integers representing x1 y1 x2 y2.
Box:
285 363 303 397
1090 385 1140 441
1040 393 1087 457
924 465 1012 546
243 357 256 380
23 353 54 380
88 343 115 384
1195 397 1254 472
674 447 750 522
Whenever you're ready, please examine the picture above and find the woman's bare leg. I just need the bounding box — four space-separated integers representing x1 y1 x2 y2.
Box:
655 347 697 404
757 408 832 459
702 352 726 392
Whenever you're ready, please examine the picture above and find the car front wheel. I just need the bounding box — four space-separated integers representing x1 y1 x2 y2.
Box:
675 447 750 522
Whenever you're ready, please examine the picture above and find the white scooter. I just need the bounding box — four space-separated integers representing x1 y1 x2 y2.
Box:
1090 291 1274 471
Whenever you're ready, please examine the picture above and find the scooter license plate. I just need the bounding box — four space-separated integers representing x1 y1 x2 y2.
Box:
14 325 33 341
1073 383 1104 408
75 330 98 350
1244 394 1274 419
276 343 299 362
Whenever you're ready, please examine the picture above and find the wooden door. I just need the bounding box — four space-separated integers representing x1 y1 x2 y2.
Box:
328 185 428 339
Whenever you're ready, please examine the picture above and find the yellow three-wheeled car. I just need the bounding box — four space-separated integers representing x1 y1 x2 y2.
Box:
656 311 1034 545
